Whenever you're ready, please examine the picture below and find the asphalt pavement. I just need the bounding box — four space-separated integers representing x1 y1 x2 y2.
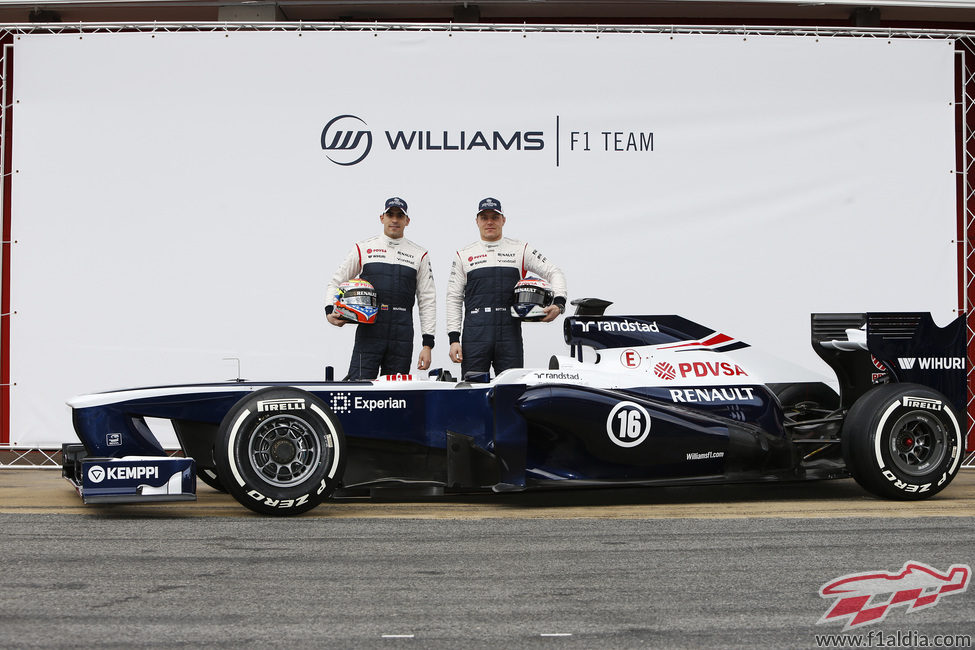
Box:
0 491 973 648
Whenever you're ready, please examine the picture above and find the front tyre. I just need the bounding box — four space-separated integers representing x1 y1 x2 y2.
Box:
842 383 964 500
214 387 346 515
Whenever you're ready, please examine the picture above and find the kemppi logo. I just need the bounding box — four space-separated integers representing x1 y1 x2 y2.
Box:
321 114 373 166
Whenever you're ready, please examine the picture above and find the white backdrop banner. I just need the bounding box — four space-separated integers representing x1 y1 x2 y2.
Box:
8 30 958 446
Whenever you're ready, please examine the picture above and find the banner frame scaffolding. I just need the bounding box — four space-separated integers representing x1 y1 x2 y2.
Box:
0 20 972 468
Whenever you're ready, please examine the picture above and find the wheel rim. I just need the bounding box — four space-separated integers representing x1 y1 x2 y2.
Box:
888 410 948 477
246 414 326 488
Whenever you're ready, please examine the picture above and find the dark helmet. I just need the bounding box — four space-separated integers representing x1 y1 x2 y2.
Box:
510 278 554 321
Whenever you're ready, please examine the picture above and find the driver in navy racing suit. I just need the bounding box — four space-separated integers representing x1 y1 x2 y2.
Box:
446 197 566 377
325 197 436 380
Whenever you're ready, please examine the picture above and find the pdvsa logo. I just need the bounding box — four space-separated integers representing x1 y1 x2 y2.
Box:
321 114 373 166
654 361 676 380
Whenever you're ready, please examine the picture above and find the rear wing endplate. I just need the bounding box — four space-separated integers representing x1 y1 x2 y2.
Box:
811 312 966 413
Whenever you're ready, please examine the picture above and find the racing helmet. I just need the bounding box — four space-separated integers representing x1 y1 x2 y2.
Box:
334 279 378 324
510 278 554 321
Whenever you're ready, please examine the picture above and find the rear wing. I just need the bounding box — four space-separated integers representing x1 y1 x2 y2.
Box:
812 312 967 413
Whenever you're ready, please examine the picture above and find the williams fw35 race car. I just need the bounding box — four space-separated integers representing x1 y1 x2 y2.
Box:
62 300 968 515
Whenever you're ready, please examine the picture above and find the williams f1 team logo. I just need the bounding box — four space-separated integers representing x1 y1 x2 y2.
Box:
321 114 372 166
818 561 970 629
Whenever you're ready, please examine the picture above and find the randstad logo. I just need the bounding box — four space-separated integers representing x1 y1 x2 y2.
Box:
321 114 373 166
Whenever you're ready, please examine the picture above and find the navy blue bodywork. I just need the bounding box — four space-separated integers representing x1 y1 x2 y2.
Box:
63 309 968 504
66 380 799 494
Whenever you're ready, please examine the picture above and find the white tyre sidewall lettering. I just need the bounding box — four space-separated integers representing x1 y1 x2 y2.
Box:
943 403 964 476
873 396 962 492
227 409 251 487
240 408 330 506
217 388 346 514
311 403 341 480
872 400 901 471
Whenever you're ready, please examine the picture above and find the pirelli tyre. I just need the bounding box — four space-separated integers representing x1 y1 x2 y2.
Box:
214 387 346 516
841 383 964 500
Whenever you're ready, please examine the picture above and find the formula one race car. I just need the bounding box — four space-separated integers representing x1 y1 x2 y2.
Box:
62 300 968 515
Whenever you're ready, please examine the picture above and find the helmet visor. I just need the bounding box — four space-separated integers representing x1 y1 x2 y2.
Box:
514 288 548 306
343 290 377 307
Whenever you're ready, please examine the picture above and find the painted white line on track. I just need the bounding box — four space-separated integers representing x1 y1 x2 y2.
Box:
381 634 415 638
540 633 573 637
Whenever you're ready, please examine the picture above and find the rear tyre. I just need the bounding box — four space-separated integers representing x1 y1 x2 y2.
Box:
214 387 346 515
842 383 964 500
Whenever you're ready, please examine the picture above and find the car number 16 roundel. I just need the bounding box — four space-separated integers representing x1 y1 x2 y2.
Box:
606 401 652 447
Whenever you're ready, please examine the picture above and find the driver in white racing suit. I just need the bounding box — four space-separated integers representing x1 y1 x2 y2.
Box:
446 197 567 377
325 197 436 380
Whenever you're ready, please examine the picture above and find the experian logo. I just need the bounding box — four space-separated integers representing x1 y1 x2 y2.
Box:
321 114 373 166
